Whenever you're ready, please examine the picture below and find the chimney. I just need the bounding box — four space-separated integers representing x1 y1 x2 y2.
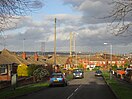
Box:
34 52 38 61
22 52 26 60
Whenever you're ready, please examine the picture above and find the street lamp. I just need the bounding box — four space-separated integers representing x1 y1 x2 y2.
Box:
104 42 113 79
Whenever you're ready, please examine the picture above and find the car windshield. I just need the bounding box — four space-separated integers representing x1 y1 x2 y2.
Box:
73 69 83 73
96 70 102 73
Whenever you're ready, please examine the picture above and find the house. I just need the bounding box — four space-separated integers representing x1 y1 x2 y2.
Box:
0 49 21 81
0 49 50 81
78 53 126 70
0 54 13 81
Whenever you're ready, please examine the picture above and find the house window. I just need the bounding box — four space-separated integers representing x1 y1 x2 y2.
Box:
0 65 7 74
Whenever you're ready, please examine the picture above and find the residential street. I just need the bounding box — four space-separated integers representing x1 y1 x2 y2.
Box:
17 72 117 99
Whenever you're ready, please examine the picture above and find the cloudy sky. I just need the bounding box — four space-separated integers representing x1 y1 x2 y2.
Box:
0 0 132 54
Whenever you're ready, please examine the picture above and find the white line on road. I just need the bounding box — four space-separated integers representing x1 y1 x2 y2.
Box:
67 93 74 99
74 88 78 92
67 85 82 99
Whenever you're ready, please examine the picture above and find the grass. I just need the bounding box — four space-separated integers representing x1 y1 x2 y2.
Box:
0 73 73 99
0 82 49 99
66 73 73 81
103 71 132 99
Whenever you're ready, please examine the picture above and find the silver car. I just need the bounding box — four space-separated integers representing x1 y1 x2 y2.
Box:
73 69 84 79
95 70 102 76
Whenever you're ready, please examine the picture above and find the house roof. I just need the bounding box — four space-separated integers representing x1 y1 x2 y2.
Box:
86 55 106 61
0 49 48 66
0 49 21 64
46 55 68 65
0 54 13 65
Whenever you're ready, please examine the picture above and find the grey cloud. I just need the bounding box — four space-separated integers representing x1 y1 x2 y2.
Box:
2 11 131 53
63 0 114 24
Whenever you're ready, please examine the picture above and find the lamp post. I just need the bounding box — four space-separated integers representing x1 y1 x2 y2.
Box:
104 43 113 79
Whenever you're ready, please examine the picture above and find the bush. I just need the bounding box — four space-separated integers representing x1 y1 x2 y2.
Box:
112 65 117 71
33 67 49 81
28 64 38 76
17 64 28 77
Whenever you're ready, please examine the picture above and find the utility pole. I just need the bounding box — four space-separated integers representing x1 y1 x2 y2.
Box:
54 18 57 66
74 33 77 67
70 32 73 57
74 33 76 53
41 42 45 56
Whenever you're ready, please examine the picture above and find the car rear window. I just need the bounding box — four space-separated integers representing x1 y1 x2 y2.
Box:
52 75 62 78
51 73 63 78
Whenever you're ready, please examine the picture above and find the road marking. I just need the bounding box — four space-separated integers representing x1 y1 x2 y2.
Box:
74 88 78 92
67 93 74 99
67 85 82 99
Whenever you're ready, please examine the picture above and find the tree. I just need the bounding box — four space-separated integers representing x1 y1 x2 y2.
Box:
108 0 132 36
0 0 43 31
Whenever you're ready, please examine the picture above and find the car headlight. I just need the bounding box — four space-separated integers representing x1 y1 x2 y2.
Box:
73 73 76 75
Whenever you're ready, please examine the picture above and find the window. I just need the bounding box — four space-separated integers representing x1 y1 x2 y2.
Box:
0 65 7 74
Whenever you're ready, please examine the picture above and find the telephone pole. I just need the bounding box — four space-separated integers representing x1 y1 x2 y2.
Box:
41 42 45 56
54 18 57 66
70 32 73 57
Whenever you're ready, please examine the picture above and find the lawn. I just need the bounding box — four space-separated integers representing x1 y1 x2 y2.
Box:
0 73 73 99
103 71 132 99
0 82 49 99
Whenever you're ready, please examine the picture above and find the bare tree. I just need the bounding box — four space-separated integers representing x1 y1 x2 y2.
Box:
108 0 132 36
0 0 43 31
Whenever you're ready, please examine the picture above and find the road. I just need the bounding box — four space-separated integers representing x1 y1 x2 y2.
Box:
17 71 117 99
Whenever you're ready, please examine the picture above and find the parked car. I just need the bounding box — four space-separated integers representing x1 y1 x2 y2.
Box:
49 72 68 87
125 68 132 75
95 70 102 76
73 69 84 79
124 68 132 82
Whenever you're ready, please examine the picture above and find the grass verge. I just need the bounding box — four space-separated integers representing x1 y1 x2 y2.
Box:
103 71 132 99
66 73 73 81
0 82 49 99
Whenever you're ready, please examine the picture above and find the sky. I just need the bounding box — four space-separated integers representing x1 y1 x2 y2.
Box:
0 0 132 54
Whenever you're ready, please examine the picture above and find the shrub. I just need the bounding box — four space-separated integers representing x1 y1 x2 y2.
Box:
28 64 38 76
17 64 28 77
33 67 49 81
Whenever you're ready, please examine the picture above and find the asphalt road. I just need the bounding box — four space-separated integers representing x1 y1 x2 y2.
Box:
17 72 117 99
